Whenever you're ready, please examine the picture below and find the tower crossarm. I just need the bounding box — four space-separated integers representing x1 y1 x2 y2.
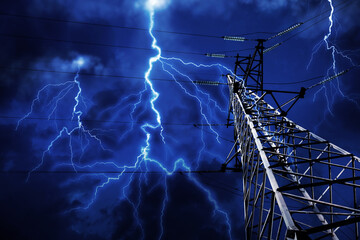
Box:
225 75 360 240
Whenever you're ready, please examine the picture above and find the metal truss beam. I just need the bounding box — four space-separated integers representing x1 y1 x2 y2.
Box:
224 75 360 239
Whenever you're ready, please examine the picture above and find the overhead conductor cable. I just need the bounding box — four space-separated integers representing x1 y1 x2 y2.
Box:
206 53 226 58
223 36 246 42
267 22 303 40
307 69 350 90
192 80 221 86
264 43 282 54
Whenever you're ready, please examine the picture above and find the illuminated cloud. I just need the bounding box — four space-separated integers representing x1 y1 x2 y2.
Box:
145 0 171 11
73 57 85 68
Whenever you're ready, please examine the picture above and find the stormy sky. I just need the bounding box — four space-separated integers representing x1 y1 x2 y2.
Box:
0 0 359 239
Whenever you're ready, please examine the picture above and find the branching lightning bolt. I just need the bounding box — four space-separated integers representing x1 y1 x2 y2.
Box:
63 5 233 239
308 0 360 130
126 6 232 238
17 57 110 181
17 1 235 239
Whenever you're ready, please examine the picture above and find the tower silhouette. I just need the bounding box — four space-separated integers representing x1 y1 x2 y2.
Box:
223 40 360 239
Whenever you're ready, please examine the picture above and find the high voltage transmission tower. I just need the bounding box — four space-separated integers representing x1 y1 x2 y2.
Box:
3 4 358 238
221 37 360 239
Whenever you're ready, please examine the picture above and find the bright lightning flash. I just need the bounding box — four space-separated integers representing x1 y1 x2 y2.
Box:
17 56 109 182
309 0 359 129
16 2 236 239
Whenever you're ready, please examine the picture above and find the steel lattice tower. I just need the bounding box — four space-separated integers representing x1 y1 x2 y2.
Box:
223 40 360 239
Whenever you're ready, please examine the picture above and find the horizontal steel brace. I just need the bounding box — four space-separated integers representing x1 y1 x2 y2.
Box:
284 154 353 166
257 130 309 139
317 160 360 172
303 216 360 235
277 176 360 192
290 210 360 216
282 192 360 213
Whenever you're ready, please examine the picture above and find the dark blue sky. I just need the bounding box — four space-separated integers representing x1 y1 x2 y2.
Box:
0 0 359 239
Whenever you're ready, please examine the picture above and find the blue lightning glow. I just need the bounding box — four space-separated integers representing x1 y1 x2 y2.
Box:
309 0 359 128
158 57 236 173
161 56 233 110
160 60 220 142
127 6 232 238
66 6 233 238
17 2 235 239
140 9 165 142
16 79 74 130
17 57 110 181
323 0 354 73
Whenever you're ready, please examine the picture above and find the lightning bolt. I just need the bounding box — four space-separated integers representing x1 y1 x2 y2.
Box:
308 0 359 129
16 57 110 181
140 9 165 142
17 2 235 239
159 56 235 171
125 7 232 238
66 6 233 238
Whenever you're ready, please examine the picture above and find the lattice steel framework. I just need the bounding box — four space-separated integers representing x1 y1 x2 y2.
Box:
224 75 360 239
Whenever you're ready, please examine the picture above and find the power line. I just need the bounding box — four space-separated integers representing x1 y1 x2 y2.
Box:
0 0 352 59
197 178 243 196
0 12 276 40
0 11 222 39
5 115 234 142
197 173 242 192
0 115 227 127
282 0 353 44
0 65 332 91
269 0 350 44
0 169 243 196
4 115 233 140
213 47 254 54
218 0 352 54
200 180 243 197
302 0 350 24
0 65 224 84
0 13 294 57
230 32 275 37
0 170 222 174
0 33 205 56
264 75 325 85
307 68 352 90
193 124 233 143
230 1 354 88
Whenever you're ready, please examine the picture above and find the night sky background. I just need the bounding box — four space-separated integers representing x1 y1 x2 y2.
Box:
1 0 360 239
